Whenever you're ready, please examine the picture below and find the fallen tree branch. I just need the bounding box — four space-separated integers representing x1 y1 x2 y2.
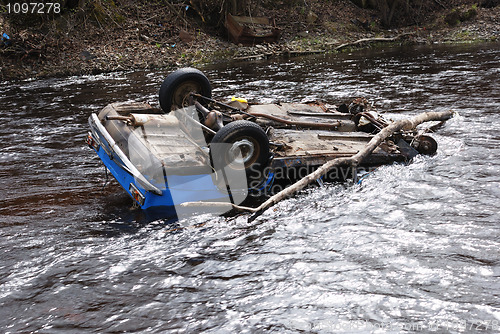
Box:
232 33 414 62
164 1 190 26
247 110 454 221
330 33 414 51
433 0 446 9
180 110 454 222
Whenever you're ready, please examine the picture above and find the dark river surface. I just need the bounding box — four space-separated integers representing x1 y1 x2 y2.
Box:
1 42 499 333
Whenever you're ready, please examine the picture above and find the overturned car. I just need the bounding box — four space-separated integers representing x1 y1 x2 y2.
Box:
86 68 441 218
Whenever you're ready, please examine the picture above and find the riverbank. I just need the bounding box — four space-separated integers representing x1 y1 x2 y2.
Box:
0 1 498 81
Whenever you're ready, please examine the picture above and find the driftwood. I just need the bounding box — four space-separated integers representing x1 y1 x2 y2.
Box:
180 110 454 222
232 33 414 61
329 33 414 51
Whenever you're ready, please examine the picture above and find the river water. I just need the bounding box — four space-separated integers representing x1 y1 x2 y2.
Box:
1 43 499 333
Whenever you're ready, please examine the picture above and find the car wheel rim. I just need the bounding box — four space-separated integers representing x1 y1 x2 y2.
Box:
173 81 201 108
228 139 255 166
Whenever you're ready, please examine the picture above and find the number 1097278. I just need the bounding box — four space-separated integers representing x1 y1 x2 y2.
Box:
6 2 61 14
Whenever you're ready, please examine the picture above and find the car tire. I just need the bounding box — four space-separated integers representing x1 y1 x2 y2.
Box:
159 68 212 113
210 120 270 181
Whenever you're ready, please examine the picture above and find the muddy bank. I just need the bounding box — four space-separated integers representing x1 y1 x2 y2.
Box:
0 1 498 81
